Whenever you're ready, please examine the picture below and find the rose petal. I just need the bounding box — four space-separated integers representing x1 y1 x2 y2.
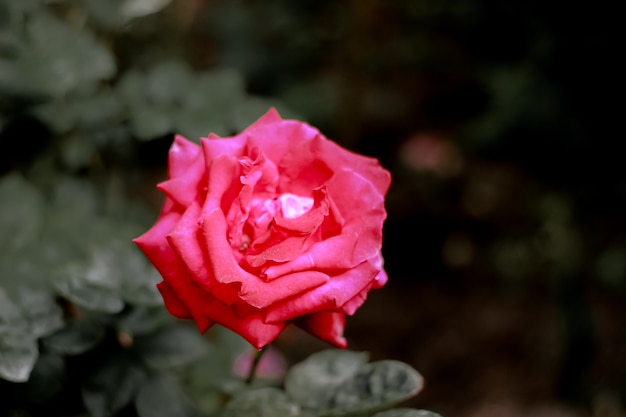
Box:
202 154 240 214
341 283 372 315
249 107 282 126
272 188 329 234
296 311 347 349
247 117 319 165
133 204 215 332
200 210 329 309
326 168 387 263
133 208 182 274
200 208 256 285
201 298 285 349
201 133 247 161
158 152 206 208
156 281 192 319
168 135 201 178
262 233 359 280
278 135 334 195
369 253 388 289
166 202 213 290
339 258 388 316
265 261 379 323
245 234 310 268
239 270 329 309
278 133 391 197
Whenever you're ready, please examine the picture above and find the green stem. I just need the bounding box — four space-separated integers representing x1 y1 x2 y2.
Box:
245 346 267 385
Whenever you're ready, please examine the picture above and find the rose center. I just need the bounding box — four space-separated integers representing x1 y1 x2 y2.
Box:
239 193 314 251
276 193 314 219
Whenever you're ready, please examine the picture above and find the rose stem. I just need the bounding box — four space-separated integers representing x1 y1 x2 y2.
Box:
245 346 267 385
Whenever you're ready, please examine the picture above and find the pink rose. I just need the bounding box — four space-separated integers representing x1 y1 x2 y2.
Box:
133 108 391 349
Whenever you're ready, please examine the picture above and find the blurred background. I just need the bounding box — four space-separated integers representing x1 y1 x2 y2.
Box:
1 1 623 416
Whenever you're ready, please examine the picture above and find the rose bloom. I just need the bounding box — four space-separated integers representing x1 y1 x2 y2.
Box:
134 108 391 349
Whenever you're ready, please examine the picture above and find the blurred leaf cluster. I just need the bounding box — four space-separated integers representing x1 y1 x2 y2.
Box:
0 171 209 415
219 350 438 417
0 0 290 416
0 0 292 174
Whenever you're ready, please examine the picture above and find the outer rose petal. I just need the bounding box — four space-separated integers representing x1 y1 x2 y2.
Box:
133 219 213 332
279 133 391 197
201 298 285 349
296 312 347 348
133 208 183 280
265 260 380 323
201 133 247 161
156 281 192 318
326 168 387 263
157 160 205 208
168 135 201 178
166 202 213 290
247 114 319 165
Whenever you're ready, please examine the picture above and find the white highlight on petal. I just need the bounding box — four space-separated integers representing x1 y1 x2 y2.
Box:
277 193 314 219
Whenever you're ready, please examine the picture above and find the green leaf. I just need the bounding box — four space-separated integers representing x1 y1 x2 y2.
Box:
0 330 38 382
16 12 116 97
172 69 247 138
0 286 22 327
120 0 172 20
117 306 172 337
129 105 175 140
186 327 249 403
371 409 443 417
83 0 172 29
14 351 67 405
0 173 45 252
1 0 40 17
223 387 301 417
11 286 64 339
117 64 253 140
43 318 106 355
285 351 424 417
82 0 127 30
33 90 123 135
0 287 59 383
50 228 144 314
0 2 9 28
285 349 369 409
59 133 97 171
53 263 125 314
133 323 209 369
117 248 163 307
82 352 148 417
327 360 424 416
53 175 99 212
0 58 26 97
135 374 205 417
146 60 193 105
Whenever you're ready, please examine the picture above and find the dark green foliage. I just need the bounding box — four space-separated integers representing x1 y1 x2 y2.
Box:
371 410 443 417
135 375 206 417
222 387 301 417
284 350 423 416
223 351 429 417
